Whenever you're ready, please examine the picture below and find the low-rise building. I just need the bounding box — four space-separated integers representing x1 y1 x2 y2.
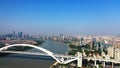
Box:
71 41 80 46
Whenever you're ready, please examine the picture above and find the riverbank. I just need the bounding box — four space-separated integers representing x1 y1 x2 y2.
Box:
49 62 59 68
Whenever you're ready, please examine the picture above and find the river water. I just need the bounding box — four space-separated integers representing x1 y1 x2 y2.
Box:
0 40 68 68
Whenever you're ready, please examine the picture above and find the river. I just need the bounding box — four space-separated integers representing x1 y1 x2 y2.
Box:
0 40 68 68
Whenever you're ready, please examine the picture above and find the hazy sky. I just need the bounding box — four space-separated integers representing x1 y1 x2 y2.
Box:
0 0 120 35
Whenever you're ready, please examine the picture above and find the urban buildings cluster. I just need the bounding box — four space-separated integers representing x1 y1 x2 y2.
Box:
35 34 120 61
34 35 111 48
0 31 120 61
107 39 120 60
0 31 30 40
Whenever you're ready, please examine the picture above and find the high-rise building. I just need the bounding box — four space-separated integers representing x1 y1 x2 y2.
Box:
107 46 120 60
114 49 120 60
12 30 16 38
18 32 23 38
113 41 120 49
96 42 100 51
89 38 96 49
107 46 114 58
80 37 84 46
13 31 15 36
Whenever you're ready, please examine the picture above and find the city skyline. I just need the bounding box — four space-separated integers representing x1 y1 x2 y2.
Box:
0 0 120 36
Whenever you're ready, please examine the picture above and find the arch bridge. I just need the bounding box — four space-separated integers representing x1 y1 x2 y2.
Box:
0 44 81 65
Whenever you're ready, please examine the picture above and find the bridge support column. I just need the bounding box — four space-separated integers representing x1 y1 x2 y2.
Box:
103 61 105 68
61 57 64 63
77 52 82 67
112 62 114 68
94 60 96 67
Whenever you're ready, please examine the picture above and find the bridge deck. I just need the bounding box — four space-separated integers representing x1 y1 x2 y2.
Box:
0 51 120 63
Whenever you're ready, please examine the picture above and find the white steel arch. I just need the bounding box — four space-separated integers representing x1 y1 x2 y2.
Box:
0 44 61 63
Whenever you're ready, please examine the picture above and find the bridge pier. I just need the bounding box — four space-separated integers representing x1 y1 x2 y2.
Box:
94 60 96 67
112 62 114 68
77 52 82 67
61 56 64 63
103 61 106 68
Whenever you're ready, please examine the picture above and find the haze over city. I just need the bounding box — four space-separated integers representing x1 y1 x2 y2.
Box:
1 0 120 68
0 0 120 36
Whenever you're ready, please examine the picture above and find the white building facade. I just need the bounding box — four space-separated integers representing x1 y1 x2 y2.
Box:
114 49 120 60
107 46 114 58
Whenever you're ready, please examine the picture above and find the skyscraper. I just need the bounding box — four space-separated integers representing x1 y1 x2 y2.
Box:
18 32 23 38
13 31 15 36
13 30 15 38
